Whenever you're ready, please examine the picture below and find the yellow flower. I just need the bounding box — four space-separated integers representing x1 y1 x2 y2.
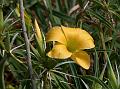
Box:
46 26 95 69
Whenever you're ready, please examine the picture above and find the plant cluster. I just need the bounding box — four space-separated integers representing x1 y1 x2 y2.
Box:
0 0 120 89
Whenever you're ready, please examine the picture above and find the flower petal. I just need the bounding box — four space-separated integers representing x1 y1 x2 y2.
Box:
61 26 95 51
47 42 72 59
34 19 42 40
71 51 90 69
46 26 67 44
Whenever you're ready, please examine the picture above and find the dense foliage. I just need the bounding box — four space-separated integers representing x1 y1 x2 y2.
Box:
0 0 120 89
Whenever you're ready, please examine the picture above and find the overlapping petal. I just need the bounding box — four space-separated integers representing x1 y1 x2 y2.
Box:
46 26 67 45
47 42 72 59
61 26 95 51
71 51 90 69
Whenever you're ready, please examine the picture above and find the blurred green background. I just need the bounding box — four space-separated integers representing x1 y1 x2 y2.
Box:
0 0 120 89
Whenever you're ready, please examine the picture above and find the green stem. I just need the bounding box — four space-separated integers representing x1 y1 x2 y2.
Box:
43 70 50 89
0 59 6 89
0 7 3 28
69 63 82 89
0 5 5 89
100 28 117 89
0 7 3 40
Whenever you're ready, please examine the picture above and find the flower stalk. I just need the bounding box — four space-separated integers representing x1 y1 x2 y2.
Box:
99 26 117 89
43 71 50 89
19 0 36 88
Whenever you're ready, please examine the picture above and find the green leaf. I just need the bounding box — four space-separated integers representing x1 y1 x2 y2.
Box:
5 32 11 51
87 10 112 28
81 75 112 89
52 10 76 22
107 58 118 89
69 63 82 89
51 72 71 89
30 45 41 61
108 9 120 20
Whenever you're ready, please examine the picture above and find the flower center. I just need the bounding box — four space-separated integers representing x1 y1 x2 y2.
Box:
67 40 79 52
